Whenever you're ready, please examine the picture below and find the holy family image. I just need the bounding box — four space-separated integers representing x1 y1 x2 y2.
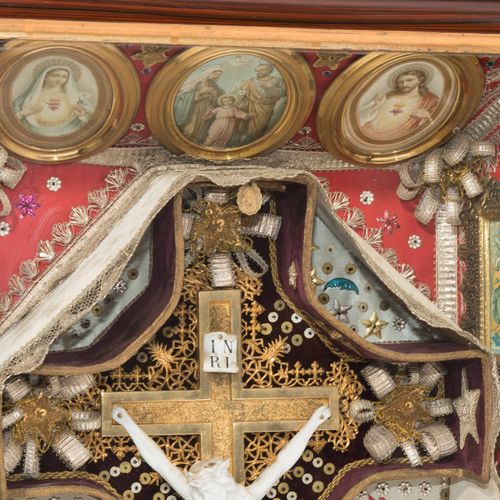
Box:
173 54 288 149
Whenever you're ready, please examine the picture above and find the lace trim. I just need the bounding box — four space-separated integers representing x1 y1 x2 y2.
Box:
0 166 305 384
0 166 132 324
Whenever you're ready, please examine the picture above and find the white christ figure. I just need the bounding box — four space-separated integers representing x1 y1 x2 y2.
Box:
112 404 331 500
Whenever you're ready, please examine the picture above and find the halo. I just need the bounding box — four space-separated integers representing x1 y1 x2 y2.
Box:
387 63 435 89
195 63 223 75
217 93 237 105
257 59 273 67
32 57 83 82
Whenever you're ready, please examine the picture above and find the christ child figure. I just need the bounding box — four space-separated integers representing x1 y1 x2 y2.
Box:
203 94 253 148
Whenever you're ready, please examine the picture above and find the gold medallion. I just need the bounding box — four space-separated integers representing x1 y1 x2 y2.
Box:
237 183 262 215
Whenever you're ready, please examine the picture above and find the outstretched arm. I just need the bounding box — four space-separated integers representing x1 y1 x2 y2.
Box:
246 405 331 500
112 406 192 500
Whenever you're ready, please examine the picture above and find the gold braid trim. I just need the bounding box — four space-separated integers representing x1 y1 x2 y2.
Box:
8 470 121 499
320 456 433 500
319 458 376 500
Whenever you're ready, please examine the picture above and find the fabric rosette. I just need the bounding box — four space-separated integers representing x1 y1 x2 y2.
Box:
0 146 26 217
2 374 99 477
349 363 457 467
182 186 282 287
397 134 496 226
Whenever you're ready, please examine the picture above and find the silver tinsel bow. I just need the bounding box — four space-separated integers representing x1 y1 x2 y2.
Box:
2 374 99 477
349 363 457 467
0 147 26 217
397 134 496 226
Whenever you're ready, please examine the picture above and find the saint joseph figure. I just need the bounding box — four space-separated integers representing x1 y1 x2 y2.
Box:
236 63 286 144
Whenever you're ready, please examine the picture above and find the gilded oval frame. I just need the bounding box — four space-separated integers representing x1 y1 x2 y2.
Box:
317 53 483 166
146 47 315 161
0 41 140 163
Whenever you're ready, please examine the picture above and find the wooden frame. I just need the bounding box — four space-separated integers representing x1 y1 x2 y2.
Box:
0 1 499 33
461 180 500 359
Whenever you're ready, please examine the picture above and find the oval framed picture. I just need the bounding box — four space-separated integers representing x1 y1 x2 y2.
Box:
146 47 315 161
0 41 140 163
317 53 483 166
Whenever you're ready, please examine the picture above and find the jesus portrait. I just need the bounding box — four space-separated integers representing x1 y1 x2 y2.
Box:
358 65 440 142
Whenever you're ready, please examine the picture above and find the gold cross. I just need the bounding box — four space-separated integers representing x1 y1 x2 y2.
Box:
101 290 339 482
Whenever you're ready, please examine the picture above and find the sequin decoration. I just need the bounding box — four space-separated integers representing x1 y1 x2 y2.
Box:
376 210 400 234
46 177 62 192
15 193 41 218
360 191 374 205
408 234 422 249
0 221 10 237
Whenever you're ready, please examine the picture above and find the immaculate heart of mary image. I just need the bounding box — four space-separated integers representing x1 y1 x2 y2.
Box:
11 55 97 138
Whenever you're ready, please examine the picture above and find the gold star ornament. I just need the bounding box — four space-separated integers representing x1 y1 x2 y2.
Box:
361 311 389 339
310 269 326 287
453 368 480 449
132 45 170 68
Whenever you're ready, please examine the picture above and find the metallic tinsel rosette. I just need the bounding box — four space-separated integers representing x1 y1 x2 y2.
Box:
0 146 27 217
397 134 496 226
349 363 457 467
182 186 281 288
2 374 99 477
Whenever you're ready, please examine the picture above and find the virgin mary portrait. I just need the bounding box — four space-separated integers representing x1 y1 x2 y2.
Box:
13 58 96 137
173 65 225 144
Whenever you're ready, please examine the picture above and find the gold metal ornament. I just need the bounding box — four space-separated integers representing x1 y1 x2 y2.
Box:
190 201 249 256
101 264 341 483
131 45 170 68
313 52 351 71
12 393 69 445
185 187 281 284
237 183 263 215
361 311 389 339
310 268 326 287
374 385 433 443
2 374 99 477
350 364 457 467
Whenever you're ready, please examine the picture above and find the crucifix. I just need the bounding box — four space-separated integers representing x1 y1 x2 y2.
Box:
101 289 339 483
